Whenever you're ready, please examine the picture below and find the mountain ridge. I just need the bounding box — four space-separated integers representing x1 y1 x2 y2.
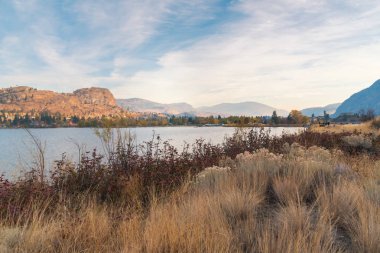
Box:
197 101 288 117
334 79 380 117
301 103 341 117
0 86 125 118
117 98 194 115
117 98 289 117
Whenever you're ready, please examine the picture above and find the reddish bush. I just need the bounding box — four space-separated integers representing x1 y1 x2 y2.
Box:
2 128 379 223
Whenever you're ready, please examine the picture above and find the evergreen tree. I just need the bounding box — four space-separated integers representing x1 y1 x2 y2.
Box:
271 111 279 125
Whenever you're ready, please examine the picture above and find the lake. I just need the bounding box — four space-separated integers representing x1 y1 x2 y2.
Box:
0 126 303 177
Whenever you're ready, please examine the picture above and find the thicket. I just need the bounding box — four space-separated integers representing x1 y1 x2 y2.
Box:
1 128 379 224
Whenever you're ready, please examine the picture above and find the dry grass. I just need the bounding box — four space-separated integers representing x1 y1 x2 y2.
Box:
311 122 378 134
1 144 380 252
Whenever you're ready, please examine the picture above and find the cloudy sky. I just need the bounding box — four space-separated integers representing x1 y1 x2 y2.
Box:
1 0 380 110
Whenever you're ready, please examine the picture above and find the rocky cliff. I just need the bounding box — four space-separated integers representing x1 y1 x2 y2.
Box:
0 86 124 118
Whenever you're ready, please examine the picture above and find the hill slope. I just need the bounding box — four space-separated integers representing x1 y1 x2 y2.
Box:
117 98 194 115
334 80 380 116
197 102 288 117
117 98 288 117
301 103 341 117
0 86 123 118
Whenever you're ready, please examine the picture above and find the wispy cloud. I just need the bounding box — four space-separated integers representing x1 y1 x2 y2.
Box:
113 0 380 109
1 0 380 109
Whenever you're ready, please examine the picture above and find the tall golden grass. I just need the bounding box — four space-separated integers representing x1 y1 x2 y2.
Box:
1 143 379 252
311 117 380 135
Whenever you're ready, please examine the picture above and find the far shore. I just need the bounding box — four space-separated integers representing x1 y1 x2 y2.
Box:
0 124 307 129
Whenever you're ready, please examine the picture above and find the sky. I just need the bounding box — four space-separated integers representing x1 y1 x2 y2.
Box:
0 0 380 110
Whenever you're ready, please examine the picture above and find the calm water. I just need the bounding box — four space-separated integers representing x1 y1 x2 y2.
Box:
0 127 302 177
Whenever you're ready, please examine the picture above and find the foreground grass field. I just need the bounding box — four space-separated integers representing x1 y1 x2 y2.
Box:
1 127 380 252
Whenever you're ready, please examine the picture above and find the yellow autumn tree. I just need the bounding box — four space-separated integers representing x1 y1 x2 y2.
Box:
289 110 309 124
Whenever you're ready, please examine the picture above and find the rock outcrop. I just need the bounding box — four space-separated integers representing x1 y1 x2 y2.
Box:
0 86 124 118
74 87 117 106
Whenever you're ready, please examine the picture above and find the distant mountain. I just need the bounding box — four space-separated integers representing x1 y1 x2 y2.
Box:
301 103 341 117
117 98 288 117
117 98 194 115
197 102 288 117
334 79 380 117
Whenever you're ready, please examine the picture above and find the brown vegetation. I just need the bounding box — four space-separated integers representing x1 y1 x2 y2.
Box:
0 128 379 252
311 117 380 135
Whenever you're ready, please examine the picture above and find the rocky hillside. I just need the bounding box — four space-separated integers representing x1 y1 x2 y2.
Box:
334 79 380 116
0 86 124 118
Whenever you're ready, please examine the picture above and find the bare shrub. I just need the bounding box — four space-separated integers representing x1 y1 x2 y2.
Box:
371 117 380 129
342 135 373 149
1 129 379 252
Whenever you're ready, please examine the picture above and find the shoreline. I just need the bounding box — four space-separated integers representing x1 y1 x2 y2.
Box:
0 124 307 129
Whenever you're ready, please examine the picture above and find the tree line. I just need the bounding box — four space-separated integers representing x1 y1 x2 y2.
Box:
0 109 314 128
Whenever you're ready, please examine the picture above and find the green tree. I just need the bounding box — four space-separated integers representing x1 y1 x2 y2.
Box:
271 111 279 125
